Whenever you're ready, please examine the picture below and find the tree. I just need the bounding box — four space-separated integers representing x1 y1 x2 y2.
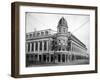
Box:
51 36 58 51
51 35 58 63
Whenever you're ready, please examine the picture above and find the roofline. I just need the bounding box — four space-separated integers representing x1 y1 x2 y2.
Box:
26 28 57 34
68 32 87 48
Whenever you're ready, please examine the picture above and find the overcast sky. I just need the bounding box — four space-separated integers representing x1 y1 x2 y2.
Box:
25 12 90 53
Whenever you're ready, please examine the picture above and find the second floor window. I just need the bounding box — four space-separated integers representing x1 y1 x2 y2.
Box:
40 41 42 51
31 42 34 51
35 42 38 51
44 41 47 51
37 32 40 36
45 31 48 35
30 34 32 38
41 32 44 36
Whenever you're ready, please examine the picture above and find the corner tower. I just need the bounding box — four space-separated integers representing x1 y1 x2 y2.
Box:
56 17 69 51
57 17 68 34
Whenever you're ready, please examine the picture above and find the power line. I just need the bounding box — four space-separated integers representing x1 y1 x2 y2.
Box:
72 19 89 33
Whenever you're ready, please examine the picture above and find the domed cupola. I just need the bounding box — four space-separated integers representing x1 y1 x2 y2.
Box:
57 17 68 34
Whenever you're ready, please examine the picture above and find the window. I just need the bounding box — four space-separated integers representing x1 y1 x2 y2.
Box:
43 55 46 62
45 31 48 35
35 42 38 51
44 41 47 51
40 41 42 51
35 54 38 60
63 28 66 33
29 34 32 38
58 54 61 62
37 32 40 36
41 32 44 36
31 42 34 51
51 54 54 62
39 55 42 62
62 54 65 62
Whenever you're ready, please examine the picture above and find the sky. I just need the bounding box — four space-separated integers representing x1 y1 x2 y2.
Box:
25 12 90 53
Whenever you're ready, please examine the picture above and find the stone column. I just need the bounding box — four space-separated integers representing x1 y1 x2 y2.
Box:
70 41 73 62
26 43 28 53
67 54 69 62
30 42 32 53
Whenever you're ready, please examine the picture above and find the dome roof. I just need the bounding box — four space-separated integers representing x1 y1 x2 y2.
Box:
58 17 68 28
